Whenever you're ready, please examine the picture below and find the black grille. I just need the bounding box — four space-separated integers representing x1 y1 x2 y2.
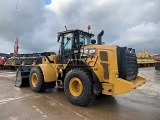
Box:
100 51 108 61
100 63 109 79
117 47 138 80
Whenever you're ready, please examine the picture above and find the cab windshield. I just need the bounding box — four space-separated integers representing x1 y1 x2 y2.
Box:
63 33 73 50
59 30 94 63
79 33 91 46
63 32 92 50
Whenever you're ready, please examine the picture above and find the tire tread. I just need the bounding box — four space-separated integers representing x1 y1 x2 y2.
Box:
64 68 95 106
29 66 45 93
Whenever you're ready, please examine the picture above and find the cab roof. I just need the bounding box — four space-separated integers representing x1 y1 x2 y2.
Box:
57 29 94 37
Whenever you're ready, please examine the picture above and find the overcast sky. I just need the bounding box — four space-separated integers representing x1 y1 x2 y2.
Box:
0 0 159 54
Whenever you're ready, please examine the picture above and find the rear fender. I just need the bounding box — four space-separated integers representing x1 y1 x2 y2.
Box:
66 60 102 94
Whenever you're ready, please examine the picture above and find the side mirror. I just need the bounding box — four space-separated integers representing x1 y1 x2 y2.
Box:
91 39 96 44
57 35 60 42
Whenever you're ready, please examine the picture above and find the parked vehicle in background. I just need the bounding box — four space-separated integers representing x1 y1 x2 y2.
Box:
153 54 160 70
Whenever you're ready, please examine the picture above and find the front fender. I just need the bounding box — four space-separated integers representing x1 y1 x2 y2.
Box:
39 64 57 82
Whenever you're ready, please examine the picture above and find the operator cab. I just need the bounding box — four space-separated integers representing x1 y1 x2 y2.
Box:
57 29 94 63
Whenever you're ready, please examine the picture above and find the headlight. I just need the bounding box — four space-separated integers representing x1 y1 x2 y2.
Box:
89 49 96 55
80 48 96 57
84 49 89 54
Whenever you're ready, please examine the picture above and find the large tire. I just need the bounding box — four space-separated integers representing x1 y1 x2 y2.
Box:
15 70 29 87
29 66 45 92
155 62 160 70
64 68 95 106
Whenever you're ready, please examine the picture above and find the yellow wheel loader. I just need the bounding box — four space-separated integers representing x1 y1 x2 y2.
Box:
15 28 146 106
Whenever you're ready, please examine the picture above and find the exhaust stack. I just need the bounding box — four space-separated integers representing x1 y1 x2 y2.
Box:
97 30 104 45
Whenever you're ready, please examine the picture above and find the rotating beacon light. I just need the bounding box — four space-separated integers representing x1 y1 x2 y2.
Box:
88 25 91 33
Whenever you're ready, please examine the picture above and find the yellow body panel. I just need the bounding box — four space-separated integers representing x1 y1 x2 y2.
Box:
109 70 146 94
84 45 118 83
102 75 146 95
42 54 58 64
102 83 113 95
39 64 57 82
39 64 66 82
83 45 146 95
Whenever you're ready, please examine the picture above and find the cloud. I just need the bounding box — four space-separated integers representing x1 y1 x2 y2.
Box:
0 0 45 53
111 22 160 53
0 0 159 54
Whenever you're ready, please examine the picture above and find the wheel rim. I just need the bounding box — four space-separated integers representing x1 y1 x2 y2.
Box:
69 77 83 97
31 73 38 87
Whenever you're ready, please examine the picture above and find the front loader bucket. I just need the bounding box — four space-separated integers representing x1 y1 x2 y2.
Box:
15 66 33 87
